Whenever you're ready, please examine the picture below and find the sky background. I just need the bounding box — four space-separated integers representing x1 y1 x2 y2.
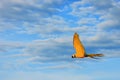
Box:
0 0 120 80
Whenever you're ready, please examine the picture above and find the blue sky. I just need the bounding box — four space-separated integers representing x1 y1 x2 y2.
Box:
0 0 120 80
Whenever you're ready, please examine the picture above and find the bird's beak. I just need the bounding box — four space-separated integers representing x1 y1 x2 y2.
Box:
72 55 74 58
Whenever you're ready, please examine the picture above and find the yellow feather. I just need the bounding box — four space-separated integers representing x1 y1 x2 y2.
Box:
73 33 86 58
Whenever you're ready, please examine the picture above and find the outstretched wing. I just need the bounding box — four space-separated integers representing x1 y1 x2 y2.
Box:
73 33 86 57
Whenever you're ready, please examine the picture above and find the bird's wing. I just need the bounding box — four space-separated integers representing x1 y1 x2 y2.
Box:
73 33 86 57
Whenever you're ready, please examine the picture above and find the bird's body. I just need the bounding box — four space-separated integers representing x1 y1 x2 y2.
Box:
72 33 103 58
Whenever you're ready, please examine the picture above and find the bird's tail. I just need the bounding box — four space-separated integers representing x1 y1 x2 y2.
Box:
86 54 103 58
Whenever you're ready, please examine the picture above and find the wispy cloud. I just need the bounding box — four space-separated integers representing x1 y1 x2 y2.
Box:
0 0 120 73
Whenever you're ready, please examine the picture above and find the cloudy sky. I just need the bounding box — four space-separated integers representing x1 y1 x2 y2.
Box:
0 0 120 80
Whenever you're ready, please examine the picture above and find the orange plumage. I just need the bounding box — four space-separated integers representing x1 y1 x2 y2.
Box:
72 32 103 58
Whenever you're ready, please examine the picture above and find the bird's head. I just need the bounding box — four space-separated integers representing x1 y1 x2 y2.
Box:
72 54 76 58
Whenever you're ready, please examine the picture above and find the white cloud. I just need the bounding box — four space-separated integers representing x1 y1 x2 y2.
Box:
0 0 120 73
0 0 68 32
0 36 74 71
97 20 120 30
77 18 99 25
0 40 25 53
0 19 19 32
21 37 73 59
1 68 120 80
69 0 120 51
89 0 113 10
1 71 94 80
17 15 89 37
70 3 95 17
1 34 119 71
99 49 120 57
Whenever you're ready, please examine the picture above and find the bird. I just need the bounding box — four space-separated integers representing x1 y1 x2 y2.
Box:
72 32 103 58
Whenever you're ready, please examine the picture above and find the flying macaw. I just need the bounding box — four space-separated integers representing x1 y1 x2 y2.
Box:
72 32 103 58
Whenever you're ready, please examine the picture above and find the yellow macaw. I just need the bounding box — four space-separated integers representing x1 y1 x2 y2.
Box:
72 32 103 58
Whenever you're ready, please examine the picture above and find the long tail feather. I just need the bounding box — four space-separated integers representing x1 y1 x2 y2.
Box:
86 54 103 58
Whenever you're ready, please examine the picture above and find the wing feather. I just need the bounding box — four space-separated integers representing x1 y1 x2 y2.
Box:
73 33 86 57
